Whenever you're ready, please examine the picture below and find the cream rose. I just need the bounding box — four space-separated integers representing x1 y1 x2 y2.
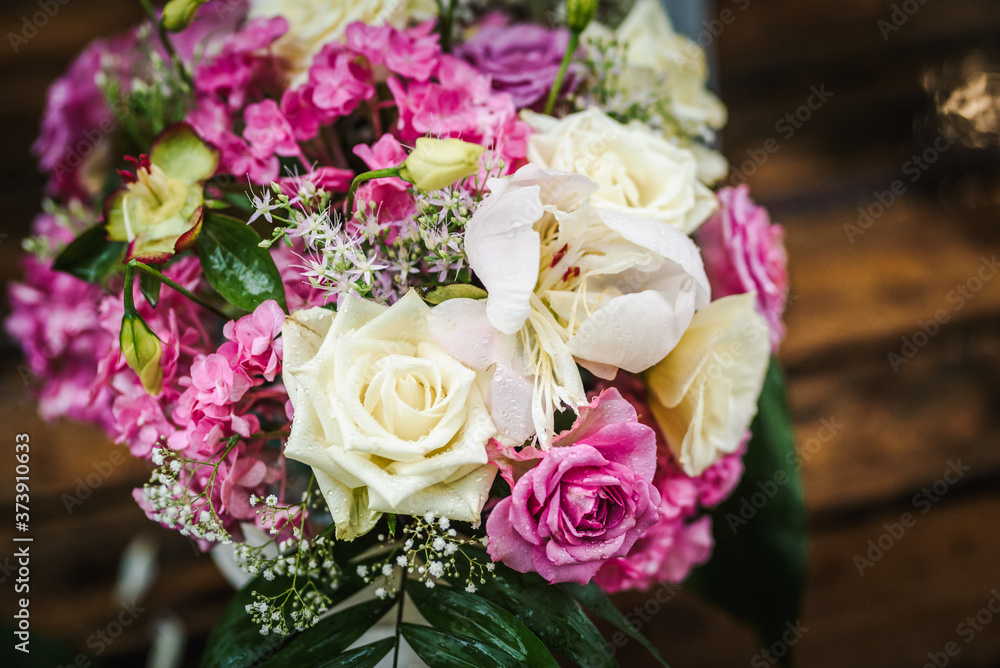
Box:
522 108 717 234
645 293 770 476
613 0 727 135
248 0 437 78
282 290 497 540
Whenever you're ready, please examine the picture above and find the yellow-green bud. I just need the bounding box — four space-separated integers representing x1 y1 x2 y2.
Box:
566 0 598 33
120 311 164 396
162 0 208 32
399 138 485 192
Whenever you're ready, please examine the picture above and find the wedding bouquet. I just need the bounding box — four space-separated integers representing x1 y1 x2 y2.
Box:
8 0 806 664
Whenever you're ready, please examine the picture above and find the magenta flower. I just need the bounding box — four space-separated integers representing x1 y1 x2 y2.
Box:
486 389 660 584
346 20 440 82
219 299 286 382
697 185 789 351
456 16 569 108
587 373 746 592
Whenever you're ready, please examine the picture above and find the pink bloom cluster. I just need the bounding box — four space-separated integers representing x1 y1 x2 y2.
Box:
487 389 661 584
697 185 790 351
5 217 115 429
33 35 135 202
485 376 745 590
280 19 529 170
591 374 745 592
149 300 287 533
188 17 300 183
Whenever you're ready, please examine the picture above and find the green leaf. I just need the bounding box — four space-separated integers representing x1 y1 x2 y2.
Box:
408 584 558 667
139 271 161 308
52 225 125 283
200 573 294 668
197 213 287 313
201 568 370 668
314 637 395 668
467 552 617 668
400 623 522 668
687 358 806 665
561 582 669 667
259 597 395 668
418 284 487 305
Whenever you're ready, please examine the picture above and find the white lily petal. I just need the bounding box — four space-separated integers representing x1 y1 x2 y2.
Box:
465 181 543 335
567 289 697 374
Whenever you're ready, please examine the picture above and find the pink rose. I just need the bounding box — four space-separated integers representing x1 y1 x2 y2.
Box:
486 389 660 584
697 185 789 351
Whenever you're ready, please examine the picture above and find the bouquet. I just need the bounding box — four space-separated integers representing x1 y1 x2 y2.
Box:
8 0 805 664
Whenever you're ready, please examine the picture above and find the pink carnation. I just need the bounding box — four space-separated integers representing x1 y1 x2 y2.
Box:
697 185 789 351
486 389 661 584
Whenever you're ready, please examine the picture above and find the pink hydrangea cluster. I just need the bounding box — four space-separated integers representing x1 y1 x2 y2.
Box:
187 17 301 183
5 220 116 429
33 35 135 202
279 19 529 172
697 185 790 351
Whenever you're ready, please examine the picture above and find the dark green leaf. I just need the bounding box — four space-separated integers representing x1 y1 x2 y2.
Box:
400 623 522 668
314 637 395 668
408 584 557 667
259 598 395 668
52 225 125 283
139 271 161 308
466 551 617 668
197 213 287 312
561 582 669 667
200 568 370 668
687 358 806 665
200 573 294 668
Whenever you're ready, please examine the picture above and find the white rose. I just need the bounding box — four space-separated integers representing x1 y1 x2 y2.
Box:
248 0 437 78
614 0 727 135
429 164 710 446
645 293 770 476
522 108 718 234
282 290 497 540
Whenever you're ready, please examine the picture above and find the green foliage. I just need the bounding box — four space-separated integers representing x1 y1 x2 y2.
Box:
52 225 125 283
408 583 558 667
562 582 670 667
687 358 806 665
197 213 288 313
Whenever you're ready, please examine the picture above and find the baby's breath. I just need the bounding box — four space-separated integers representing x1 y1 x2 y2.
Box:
360 512 493 596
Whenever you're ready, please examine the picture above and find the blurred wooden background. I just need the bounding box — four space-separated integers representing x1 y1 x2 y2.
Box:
2 0 1000 666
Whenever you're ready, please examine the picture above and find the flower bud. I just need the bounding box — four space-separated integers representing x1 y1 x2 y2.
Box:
566 0 598 33
399 138 485 192
162 0 208 32
120 311 164 396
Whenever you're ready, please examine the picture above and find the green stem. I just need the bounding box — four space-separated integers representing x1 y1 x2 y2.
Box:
392 568 406 668
138 0 194 90
436 0 456 52
345 167 405 218
544 29 581 116
123 263 137 313
127 260 229 319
